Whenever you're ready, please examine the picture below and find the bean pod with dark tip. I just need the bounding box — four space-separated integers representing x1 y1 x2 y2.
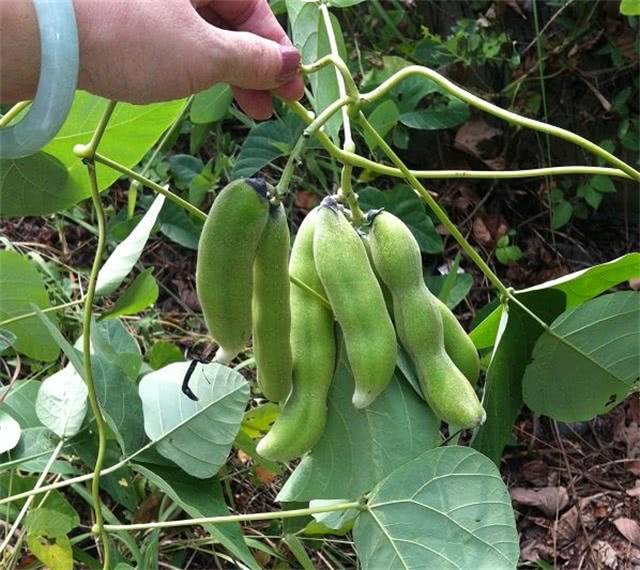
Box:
313 197 397 409
256 208 336 462
252 202 292 402
368 210 485 428
196 178 268 363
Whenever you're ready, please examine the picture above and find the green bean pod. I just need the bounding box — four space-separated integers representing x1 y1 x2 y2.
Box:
257 209 336 461
368 210 485 428
252 202 293 402
313 198 397 409
196 179 268 363
435 297 480 386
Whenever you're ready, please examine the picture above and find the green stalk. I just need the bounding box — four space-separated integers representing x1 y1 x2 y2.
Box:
357 111 509 296
103 501 361 532
0 101 30 127
275 95 355 197
360 66 640 180
285 101 632 180
0 299 83 328
74 101 118 159
93 152 207 222
82 161 111 570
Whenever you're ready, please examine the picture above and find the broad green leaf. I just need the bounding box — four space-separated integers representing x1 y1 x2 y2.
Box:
231 113 305 180
90 318 142 381
364 100 400 149
36 365 88 438
400 98 470 130
621 0 640 16
470 253 640 350
138 362 249 478
551 199 573 229
472 290 565 465
277 345 440 502
0 93 185 217
358 186 443 253
26 491 79 538
133 463 260 570
158 201 203 250
310 499 359 530
96 194 165 296
169 154 204 188
1 379 42 428
72 434 139 511
353 446 519 570
0 250 59 361
425 273 473 310
523 292 640 422
522 253 640 308
3 427 62 473
590 174 615 193
0 328 16 351
102 268 159 319
148 341 184 370
91 351 147 454
190 84 232 124
0 152 69 217
27 534 73 570
0 411 20 453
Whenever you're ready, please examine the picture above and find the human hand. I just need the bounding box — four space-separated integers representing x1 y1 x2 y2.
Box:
73 0 303 118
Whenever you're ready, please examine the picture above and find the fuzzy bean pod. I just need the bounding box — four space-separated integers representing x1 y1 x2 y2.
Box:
368 210 485 428
314 198 397 409
257 209 336 461
196 178 268 363
252 202 293 402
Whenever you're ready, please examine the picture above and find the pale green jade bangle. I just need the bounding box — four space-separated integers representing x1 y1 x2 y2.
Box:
0 0 79 159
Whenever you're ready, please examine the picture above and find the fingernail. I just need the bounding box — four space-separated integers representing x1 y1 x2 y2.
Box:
278 46 301 83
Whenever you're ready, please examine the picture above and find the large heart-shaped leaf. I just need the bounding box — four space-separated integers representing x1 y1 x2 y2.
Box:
0 250 59 361
0 93 185 217
354 446 519 569
36 365 88 438
138 362 249 478
523 292 640 422
277 344 440 502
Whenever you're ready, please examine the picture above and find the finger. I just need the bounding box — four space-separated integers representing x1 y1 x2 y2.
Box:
232 86 274 120
210 28 300 90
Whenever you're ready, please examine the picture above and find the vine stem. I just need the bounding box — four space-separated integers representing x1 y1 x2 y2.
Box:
0 101 30 127
360 65 640 181
275 95 355 197
0 299 83 328
82 160 111 570
0 439 64 555
357 111 509 296
92 152 207 222
103 501 361 532
317 2 364 225
285 101 632 181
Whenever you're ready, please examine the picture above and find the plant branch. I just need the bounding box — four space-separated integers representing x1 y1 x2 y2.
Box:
285 101 632 181
0 101 30 127
82 160 111 570
93 153 207 222
357 111 509 295
103 501 361 532
0 299 83 328
360 66 640 180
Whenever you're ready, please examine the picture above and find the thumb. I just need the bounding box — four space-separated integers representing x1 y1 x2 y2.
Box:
207 29 300 90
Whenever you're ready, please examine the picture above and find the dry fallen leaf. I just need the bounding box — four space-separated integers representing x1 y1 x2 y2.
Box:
614 517 640 547
511 486 570 518
555 506 579 546
454 118 503 167
255 466 277 486
626 481 640 497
